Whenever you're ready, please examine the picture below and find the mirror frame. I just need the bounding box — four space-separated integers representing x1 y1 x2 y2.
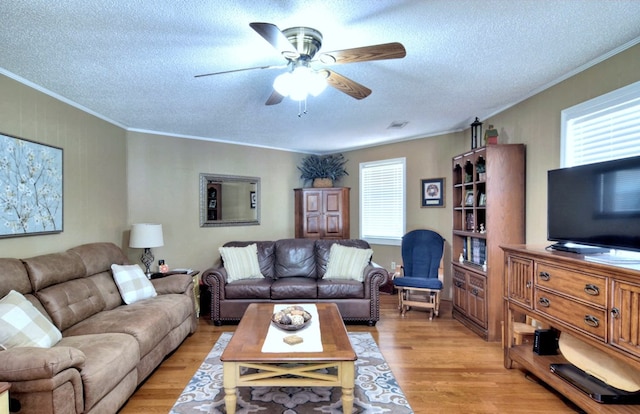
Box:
199 173 261 227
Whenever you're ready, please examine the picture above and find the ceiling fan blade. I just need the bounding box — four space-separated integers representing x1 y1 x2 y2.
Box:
194 64 286 78
317 42 406 65
265 90 284 106
324 70 371 100
250 22 300 59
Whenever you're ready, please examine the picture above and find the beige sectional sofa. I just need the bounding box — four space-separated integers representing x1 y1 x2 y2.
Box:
0 242 197 414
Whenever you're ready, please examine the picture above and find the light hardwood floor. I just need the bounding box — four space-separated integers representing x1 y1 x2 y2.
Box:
119 294 580 413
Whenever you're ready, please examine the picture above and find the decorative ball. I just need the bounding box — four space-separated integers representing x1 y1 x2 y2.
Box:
290 314 305 326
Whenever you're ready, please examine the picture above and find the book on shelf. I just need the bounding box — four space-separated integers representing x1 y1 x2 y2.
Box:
465 236 486 265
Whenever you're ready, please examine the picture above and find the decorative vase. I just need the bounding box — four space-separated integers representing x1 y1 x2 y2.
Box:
312 178 333 188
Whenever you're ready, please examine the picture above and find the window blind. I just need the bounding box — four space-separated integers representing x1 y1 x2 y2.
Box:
359 158 405 245
562 80 640 167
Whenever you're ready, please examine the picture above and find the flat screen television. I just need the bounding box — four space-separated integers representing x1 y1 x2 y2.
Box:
547 155 640 254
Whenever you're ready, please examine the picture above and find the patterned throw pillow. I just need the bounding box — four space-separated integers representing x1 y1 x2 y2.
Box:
219 243 264 283
0 290 63 350
324 244 373 282
111 264 158 304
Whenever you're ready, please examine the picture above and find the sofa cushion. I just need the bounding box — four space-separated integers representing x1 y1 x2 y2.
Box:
275 239 317 279
0 290 62 349
90 272 125 310
323 244 373 282
63 300 174 357
58 333 139 412
219 243 264 282
0 258 32 298
36 278 107 331
22 251 87 291
225 278 272 299
111 264 157 304
317 279 365 299
68 242 128 276
270 277 317 299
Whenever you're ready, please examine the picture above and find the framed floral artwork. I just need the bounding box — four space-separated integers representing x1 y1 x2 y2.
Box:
0 132 63 237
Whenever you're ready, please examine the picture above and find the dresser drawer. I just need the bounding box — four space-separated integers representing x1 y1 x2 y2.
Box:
534 288 606 341
535 262 606 307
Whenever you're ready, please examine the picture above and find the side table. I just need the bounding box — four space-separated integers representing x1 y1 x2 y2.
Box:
189 271 201 317
0 382 10 414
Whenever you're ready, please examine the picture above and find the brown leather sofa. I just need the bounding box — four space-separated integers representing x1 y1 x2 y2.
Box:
202 238 388 326
0 242 197 414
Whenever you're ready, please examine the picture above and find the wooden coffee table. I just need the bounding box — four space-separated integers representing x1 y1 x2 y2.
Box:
220 303 356 414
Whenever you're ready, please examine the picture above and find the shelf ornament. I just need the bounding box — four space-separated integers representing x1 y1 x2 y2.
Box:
470 117 483 149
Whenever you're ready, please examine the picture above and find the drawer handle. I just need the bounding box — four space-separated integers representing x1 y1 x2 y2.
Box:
471 288 479 296
584 284 600 296
539 272 550 281
526 281 532 288
584 315 600 328
611 307 620 319
538 297 550 307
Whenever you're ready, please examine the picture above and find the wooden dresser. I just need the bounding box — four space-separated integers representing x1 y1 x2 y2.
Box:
502 245 640 413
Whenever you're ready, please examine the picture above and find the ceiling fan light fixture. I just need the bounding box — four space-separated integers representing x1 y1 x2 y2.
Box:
273 66 327 100
273 72 292 96
307 70 327 97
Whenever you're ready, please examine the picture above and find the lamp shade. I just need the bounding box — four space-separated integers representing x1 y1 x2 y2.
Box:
129 223 164 248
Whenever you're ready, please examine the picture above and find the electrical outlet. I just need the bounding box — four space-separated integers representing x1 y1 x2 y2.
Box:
391 261 396 270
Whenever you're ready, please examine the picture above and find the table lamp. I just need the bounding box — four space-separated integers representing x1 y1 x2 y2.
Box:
129 223 164 276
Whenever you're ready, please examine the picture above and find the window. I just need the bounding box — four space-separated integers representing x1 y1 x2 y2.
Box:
359 157 406 245
561 80 640 167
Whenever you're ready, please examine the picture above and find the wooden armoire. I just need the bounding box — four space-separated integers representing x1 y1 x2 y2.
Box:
294 187 350 239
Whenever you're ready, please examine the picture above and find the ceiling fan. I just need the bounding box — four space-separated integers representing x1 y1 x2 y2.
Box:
195 22 406 105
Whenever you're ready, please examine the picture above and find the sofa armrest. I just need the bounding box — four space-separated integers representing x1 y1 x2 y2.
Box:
202 267 229 324
0 346 85 382
151 273 192 295
202 267 228 295
362 264 389 299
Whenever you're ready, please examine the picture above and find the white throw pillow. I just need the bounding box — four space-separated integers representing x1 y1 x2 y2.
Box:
0 290 62 349
111 264 158 304
324 244 373 282
219 243 264 283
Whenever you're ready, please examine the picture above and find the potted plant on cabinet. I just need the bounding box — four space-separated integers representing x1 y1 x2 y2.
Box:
298 153 348 187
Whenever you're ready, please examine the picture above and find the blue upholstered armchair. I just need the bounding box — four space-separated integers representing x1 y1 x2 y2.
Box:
392 229 445 319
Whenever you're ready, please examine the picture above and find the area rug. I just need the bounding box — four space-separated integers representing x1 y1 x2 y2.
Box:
170 332 413 413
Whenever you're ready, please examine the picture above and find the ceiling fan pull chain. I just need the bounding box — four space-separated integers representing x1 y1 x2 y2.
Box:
298 98 309 117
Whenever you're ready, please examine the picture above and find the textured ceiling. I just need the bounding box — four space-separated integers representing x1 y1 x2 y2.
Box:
1 1 640 153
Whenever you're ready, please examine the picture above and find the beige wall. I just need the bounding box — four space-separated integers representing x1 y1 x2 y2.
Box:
486 44 640 245
0 75 128 258
341 43 640 298
339 131 464 296
126 132 304 272
1 43 638 299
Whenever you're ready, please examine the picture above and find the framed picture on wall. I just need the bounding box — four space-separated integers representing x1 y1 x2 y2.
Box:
0 132 63 238
421 177 445 207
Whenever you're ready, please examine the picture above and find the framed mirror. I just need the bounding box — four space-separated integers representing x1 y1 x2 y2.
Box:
200 173 260 227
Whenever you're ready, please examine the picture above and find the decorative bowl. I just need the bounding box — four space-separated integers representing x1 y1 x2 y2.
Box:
271 318 312 331
271 306 312 331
